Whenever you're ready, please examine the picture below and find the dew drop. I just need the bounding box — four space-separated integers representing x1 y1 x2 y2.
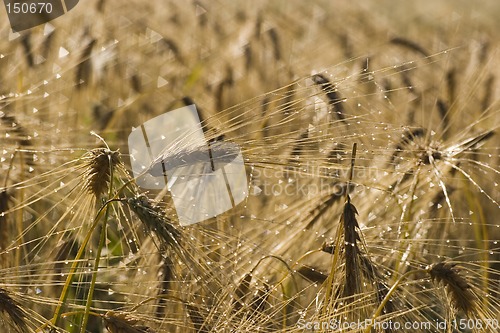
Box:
59 47 69 58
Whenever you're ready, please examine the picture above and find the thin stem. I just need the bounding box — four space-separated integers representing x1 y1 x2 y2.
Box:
130 294 184 311
292 249 322 269
252 255 299 303
48 208 103 328
2 149 17 188
81 151 116 332
48 198 119 329
323 143 357 315
363 268 426 333
323 222 342 314
346 142 357 202
79 213 108 332
393 165 420 274
61 310 102 319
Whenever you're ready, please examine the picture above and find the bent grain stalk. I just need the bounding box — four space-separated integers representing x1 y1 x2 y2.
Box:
312 74 347 124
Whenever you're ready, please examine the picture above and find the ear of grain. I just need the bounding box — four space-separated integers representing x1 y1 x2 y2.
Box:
104 311 156 333
158 38 183 63
436 99 449 135
232 273 253 312
312 74 347 123
96 0 105 12
84 148 121 199
296 266 328 283
93 103 116 130
76 39 97 89
125 195 181 249
482 74 495 111
244 43 252 71
186 303 210 333
428 262 477 316
130 74 142 93
359 255 394 315
446 68 457 105
0 288 28 333
342 199 362 301
287 130 310 167
250 282 271 314
267 27 281 61
327 142 347 165
398 65 420 98
124 194 217 280
389 36 429 57
156 256 174 318
20 33 34 68
41 30 55 59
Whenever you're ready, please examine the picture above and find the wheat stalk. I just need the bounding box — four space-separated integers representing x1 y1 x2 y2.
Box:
428 262 477 316
84 148 121 199
104 311 156 333
0 288 28 333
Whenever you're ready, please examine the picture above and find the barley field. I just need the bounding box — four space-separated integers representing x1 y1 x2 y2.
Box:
0 1 499 332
